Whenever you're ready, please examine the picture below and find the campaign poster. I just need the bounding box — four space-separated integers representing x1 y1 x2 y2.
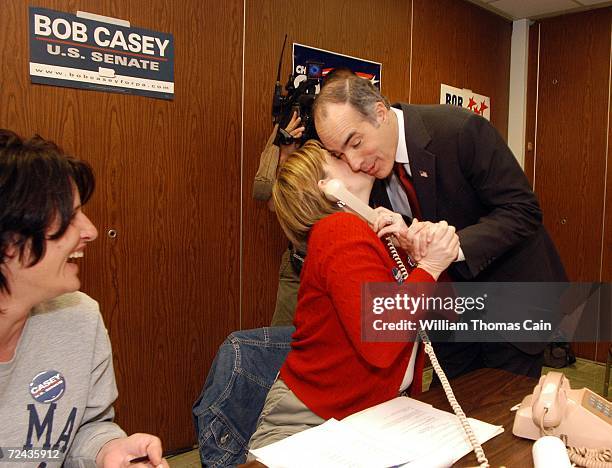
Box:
29 7 174 100
292 43 382 90
440 83 490 121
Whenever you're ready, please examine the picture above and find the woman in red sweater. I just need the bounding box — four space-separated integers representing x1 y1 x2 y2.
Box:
248 140 459 452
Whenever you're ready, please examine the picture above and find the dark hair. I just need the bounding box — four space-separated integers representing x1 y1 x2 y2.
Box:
0 129 95 293
313 72 390 125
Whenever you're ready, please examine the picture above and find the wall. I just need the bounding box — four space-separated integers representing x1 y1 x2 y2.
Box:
410 0 511 134
241 0 413 329
0 0 511 451
0 0 242 450
508 19 530 169
527 8 611 362
524 22 539 186
242 0 512 329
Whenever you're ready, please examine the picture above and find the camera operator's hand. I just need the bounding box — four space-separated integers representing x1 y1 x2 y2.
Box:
279 111 305 165
267 112 306 212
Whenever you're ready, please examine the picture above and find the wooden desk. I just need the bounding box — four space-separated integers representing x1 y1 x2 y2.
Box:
419 368 536 467
241 368 537 468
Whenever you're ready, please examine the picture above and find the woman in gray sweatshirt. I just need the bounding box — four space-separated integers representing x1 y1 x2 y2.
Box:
0 129 167 468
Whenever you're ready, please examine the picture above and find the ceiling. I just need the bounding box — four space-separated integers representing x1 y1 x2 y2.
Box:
467 0 611 20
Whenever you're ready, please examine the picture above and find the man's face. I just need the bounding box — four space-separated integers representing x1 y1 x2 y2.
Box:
321 149 374 196
315 101 397 179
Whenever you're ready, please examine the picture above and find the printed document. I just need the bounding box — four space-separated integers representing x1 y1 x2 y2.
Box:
249 396 503 468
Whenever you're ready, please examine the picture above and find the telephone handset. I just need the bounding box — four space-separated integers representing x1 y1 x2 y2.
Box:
531 371 568 428
322 178 491 468
321 178 411 279
513 371 612 466
321 178 378 224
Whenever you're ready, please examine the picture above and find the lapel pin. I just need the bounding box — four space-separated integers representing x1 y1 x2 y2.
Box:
419 170 428 178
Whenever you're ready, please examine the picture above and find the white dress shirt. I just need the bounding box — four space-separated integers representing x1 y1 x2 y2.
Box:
385 107 465 262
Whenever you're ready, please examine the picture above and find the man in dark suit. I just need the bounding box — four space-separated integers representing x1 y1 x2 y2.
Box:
313 74 567 379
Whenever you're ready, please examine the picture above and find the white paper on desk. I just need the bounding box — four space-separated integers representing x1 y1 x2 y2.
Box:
345 397 504 466
250 397 503 468
250 418 410 468
400 417 504 467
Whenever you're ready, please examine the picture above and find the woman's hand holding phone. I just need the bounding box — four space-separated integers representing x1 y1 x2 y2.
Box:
371 207 435 261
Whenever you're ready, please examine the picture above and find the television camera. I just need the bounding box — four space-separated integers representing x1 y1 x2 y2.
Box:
271 36 323 145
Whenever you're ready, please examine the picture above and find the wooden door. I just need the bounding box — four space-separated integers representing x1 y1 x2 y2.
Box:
530 9 611 361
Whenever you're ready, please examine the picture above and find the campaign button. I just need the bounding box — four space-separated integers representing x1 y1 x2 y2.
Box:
29 370 65 404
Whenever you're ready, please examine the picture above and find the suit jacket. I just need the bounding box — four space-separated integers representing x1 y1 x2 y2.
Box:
369 104 567 354
370 103 567 282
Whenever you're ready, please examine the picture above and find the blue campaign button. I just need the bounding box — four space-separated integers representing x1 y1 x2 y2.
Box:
29 370 65 404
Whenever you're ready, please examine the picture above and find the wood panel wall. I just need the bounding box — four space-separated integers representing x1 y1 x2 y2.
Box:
599 11 612 364
1 0 514 452
524 23 540 187
604 29 612 286
605 136 612 281
528 8 611 361
534 9 610 283
241 0 412 329
0 0 242 450
411 0 511 136
242 0 513 330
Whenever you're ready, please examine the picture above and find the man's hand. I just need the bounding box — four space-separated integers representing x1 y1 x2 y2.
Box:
96 433 168 468
417 221 460 280
371 208 435 261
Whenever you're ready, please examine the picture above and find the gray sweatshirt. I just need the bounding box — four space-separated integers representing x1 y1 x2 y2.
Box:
0 292 126 467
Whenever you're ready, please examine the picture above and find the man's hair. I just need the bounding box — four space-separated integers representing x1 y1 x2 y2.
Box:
0 129 95 293
323 67 356 84
313 73 390 125
272 140 339 252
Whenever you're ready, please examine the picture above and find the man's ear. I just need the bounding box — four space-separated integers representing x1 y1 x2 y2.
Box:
374 101 388 124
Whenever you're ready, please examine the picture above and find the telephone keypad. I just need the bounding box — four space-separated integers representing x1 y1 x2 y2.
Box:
588 394 612 420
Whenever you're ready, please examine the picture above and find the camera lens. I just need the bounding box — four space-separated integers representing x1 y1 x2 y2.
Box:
307 63 323 78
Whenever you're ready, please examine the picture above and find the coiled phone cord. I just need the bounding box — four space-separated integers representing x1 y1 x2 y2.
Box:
386 237 410 279
539 408 612 467
566 447 612 468
385 237 491 468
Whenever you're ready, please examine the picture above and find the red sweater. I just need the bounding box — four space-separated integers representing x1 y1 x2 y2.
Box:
280 212 434 420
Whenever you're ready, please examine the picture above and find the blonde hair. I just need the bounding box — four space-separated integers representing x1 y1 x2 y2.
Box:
272 140 339 252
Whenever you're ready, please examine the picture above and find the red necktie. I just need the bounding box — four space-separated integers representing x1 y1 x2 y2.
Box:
395 163 453 282
394 162 422 219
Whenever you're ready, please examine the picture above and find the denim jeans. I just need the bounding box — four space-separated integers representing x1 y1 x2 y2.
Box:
192 327 294 467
